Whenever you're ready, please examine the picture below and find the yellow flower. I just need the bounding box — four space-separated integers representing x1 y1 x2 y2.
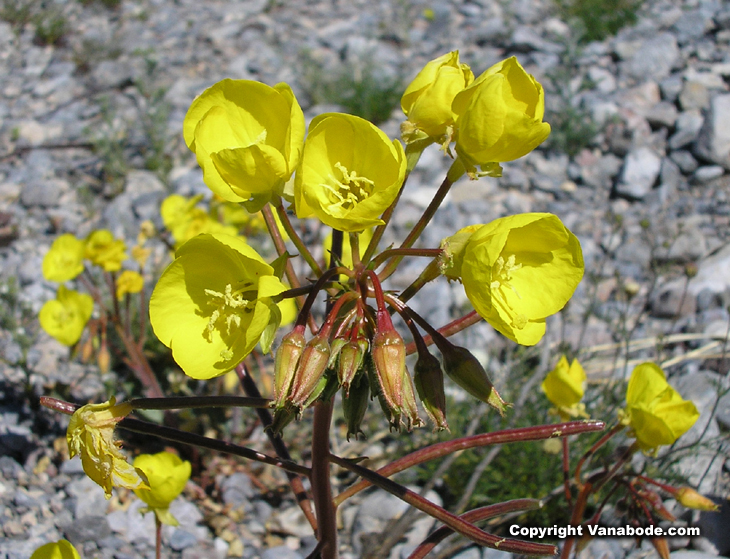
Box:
149 233 287 379
452 57 551 177
278 296 298 326
85 230 127 272
42 234 85 282
39 285 94 346
294 113 406 233
30 540 81 559
133 452 191 526
542 355 588 420
66 398 148 499
457 213 583 345
116 270 144 300
183 79 305 205
161 194 238 248
401 51 474 144
131 245 152 268
622 363 699 452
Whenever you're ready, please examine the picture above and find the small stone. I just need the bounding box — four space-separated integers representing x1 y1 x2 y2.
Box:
219 472 255 508
645 101 678 128
169 529 198 551
615 147 662 199
670 150 699 173
694 94 730 169
650 280 697 318
692 165 725 184
260 546 303 559
669 110 704 150
679 81 710 111
622 33 679 81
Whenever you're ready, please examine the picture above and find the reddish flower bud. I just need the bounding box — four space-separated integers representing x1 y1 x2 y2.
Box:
272 326 306 408
414 349 448 431
639 489 676 522
650 538 670 559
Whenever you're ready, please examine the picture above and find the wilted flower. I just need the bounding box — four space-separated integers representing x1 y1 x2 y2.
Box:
452 57 551 177
85 230 127 272
401 51 473 144
39 285 94 346
183 79 305 206
675 487 719 512
295 113 406 232
30 540 80 559
66 398 148 499
149 233 286 379
133 452 191 526
42 234 85 282
622 363 699 452
454 213 583 345
116 270 144 300
542 355 588 420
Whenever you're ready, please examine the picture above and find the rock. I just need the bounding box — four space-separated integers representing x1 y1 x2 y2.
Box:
66 476 108 519
260 547 303 559
688 243 730 296
679 81 710 111
645 101 678 128
63 515 112 545
669 110 704 150
615 147 662 199
219 472 255 508
650 279 697 318
622 33 679 82
670 150 699 174
694 94 730 169
692 165 725 184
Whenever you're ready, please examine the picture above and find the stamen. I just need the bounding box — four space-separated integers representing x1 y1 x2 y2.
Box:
490 254 527 330
202 282 257 342
318 162 375 212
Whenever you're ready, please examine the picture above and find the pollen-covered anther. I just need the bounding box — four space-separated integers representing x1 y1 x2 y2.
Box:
203 283 255 339
320 162 375 211
489 254 527 330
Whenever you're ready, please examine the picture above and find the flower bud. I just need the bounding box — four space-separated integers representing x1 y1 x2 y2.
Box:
288 334 330 409
401 370 424 431
338 338 368 396
272 326 306 408
414 349 448 431
97 341 111 375
675 487 719 511
438 341 507 415
639 489 676 522
343 371 370 441
371 329 406 423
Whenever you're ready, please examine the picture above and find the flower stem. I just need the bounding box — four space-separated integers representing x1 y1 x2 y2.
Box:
378 158 463 281
574 423 624 487
235 364 317 532
155 517 161 559
334 420 605 505
128 396 271 410
275 200 323 277
331 454 556 555
370 248 442 271
404 310 482 355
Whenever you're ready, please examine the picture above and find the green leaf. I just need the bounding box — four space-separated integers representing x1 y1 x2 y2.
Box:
259 305 282 354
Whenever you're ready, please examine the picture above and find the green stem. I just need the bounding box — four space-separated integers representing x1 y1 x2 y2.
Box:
360 141 428 265
275 200 323 277
261 204 314 331
398 259 441 304
378 157 464 281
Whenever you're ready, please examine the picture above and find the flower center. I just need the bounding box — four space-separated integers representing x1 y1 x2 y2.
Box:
490 254 527 329
203 282 257 352
320 162 374 211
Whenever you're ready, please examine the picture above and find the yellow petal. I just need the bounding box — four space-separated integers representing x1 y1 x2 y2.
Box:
42 234 85 282
39 286 94 346
133 452 191 511
30 540 81 559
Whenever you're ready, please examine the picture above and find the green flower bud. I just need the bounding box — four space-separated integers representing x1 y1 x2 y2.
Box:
343 371 370 441
338 338 368 396
439 342 507 415
414 349 449 431
288 333 331 409
401 370 424 431
272 326 306 407
371 329 406 424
